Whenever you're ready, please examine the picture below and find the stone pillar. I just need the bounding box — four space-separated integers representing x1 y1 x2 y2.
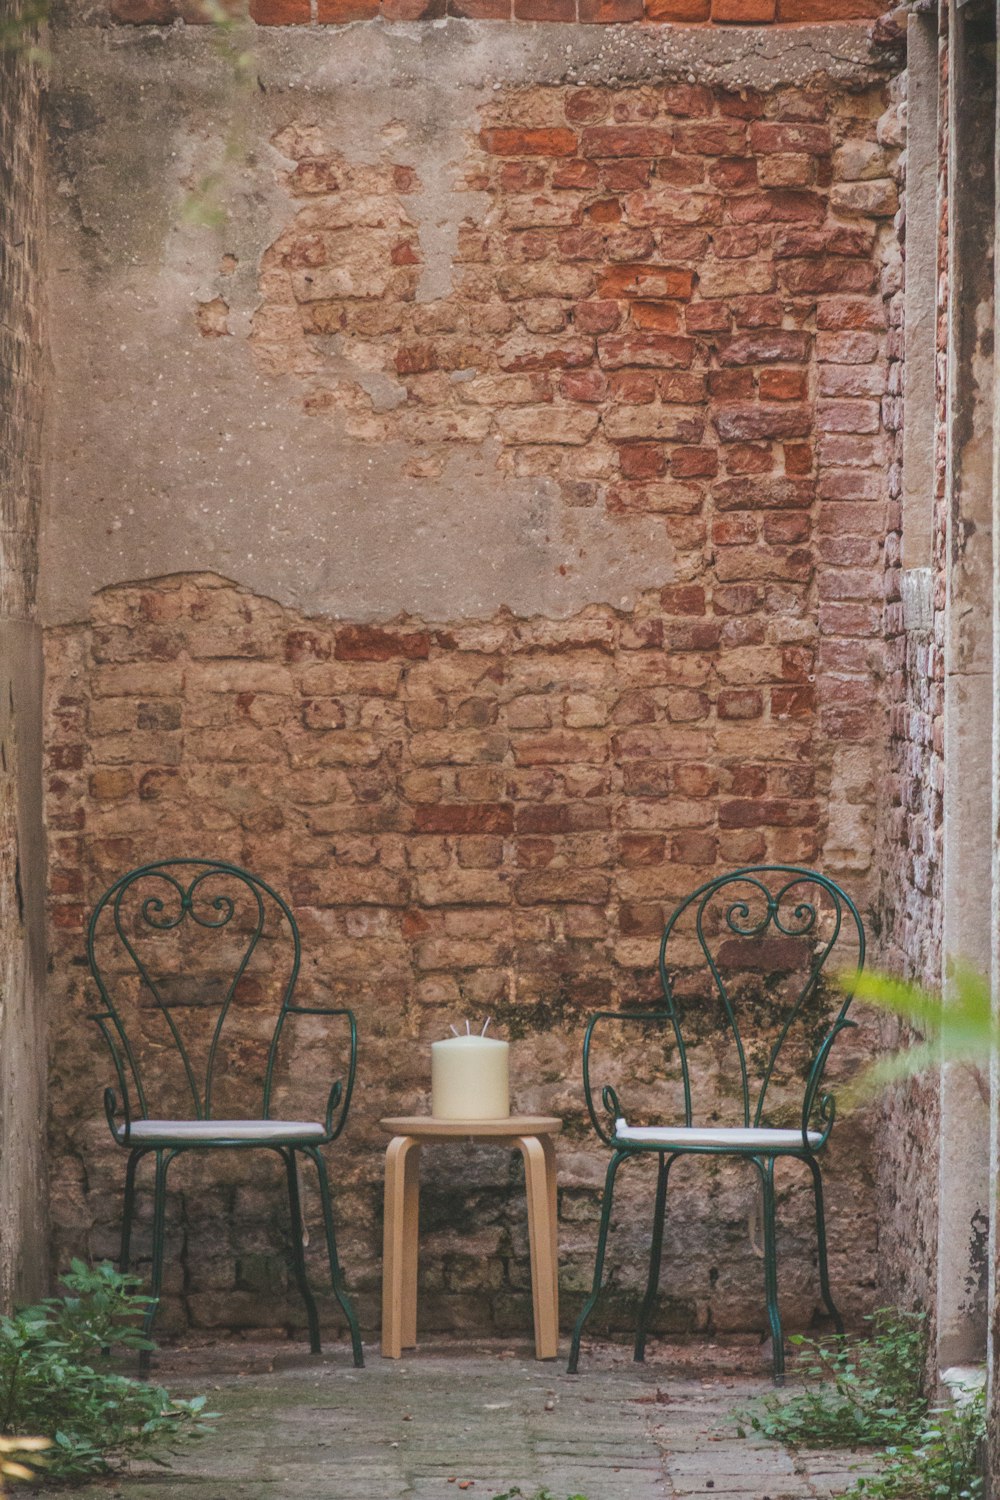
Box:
938 0 995 1372
0 0 48 1308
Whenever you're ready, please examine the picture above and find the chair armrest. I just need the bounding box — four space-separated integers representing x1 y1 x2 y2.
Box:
801 1017 857 1151
90 1013 136 1146
582 1008 676 1147
277 1005 358 1141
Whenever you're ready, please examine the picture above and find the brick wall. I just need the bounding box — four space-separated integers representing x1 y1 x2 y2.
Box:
42 71 900 1341
107 0 883 28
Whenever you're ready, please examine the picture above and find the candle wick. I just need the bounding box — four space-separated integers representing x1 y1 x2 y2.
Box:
465 1020 470 1034
481 1017 491 1036
449 1025 460 1037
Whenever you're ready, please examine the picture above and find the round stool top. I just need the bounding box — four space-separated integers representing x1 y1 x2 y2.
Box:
380 1115 562 1138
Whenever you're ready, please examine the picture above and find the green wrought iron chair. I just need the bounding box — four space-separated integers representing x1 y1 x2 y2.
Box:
86 858 363 1374
568 864 865 1382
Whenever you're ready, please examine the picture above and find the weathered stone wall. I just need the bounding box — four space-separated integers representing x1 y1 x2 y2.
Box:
872 35 944 1332
105 0 883 28
42 15 897 1340
0 0 48 1308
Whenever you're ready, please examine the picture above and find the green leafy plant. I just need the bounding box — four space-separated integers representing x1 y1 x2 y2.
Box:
491 1491 590 1500
742 1309 927 1449
0 1260 213 1481
843 963 996 1096
740 1311 985 1500
850 1387 985 1500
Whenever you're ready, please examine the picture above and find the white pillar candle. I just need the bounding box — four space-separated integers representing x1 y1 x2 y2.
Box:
431 1035 510 1120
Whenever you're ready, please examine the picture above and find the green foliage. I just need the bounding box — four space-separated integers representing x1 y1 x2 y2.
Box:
491 1491 590 1500
744 1309 927 1449
0 1260 213 1481
740 1310 985 1500
850 1388 986 1500
842 963 996 1097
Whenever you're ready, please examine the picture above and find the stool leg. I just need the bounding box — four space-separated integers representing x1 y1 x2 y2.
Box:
540 1134 559 1346
383 1136 420 1359
517 1136 559 1359
401 1140 421 1350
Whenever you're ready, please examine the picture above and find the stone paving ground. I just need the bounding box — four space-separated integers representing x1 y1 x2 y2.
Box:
26 1337 880 1500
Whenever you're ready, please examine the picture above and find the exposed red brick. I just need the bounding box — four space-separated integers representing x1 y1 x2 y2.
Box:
711 0 775 18
578 0 643 19
572 300 620 334
249 0 310 18
565 89 609 124
660 584 706 614
713 403 811 442
619 444 666 479
644 0 709 15
598 264 694 300
580 127 673 159
586 198 623 225
414 804 515 834
315 0 379 15
599 332 696 368
335 627 431 662
708 369 753 400
481 129 578 157
619 834 667 865
749 123 832 156
784 443 813 476
728 190 826 225
671 447 718 477
759 368 807 401
513 0 574 17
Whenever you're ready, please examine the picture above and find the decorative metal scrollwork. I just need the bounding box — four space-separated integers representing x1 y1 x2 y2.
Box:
138 872 237 932
722 879 818 940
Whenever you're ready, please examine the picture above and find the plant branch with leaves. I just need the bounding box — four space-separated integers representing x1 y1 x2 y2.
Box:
0 1261 213 1482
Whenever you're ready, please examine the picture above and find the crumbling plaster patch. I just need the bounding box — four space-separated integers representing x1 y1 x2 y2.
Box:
41 22 887 628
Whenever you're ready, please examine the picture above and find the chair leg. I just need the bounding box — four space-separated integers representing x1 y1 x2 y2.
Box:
568 1150 626 1375
304 1146 364 1369
806 1155 843 1334
634 1152 675 1364
753 1155 785 1386
282 1148 322 1356
119 1148 142 1275
139 1148 174 1381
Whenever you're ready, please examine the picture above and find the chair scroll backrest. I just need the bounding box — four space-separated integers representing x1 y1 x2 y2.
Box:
657 864 866 1133
87 859 303 1125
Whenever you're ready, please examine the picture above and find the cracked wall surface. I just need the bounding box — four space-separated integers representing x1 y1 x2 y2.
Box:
41 15 899 1340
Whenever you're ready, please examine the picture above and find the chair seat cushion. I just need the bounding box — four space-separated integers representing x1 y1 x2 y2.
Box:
116 1119 327 1144
613 1119 821 1149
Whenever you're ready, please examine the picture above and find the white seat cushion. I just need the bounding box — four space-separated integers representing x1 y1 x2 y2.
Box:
614 1119 821 1149
116 1119 327 1144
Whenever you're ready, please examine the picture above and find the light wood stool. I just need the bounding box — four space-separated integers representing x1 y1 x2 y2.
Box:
379 1115 562 1360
